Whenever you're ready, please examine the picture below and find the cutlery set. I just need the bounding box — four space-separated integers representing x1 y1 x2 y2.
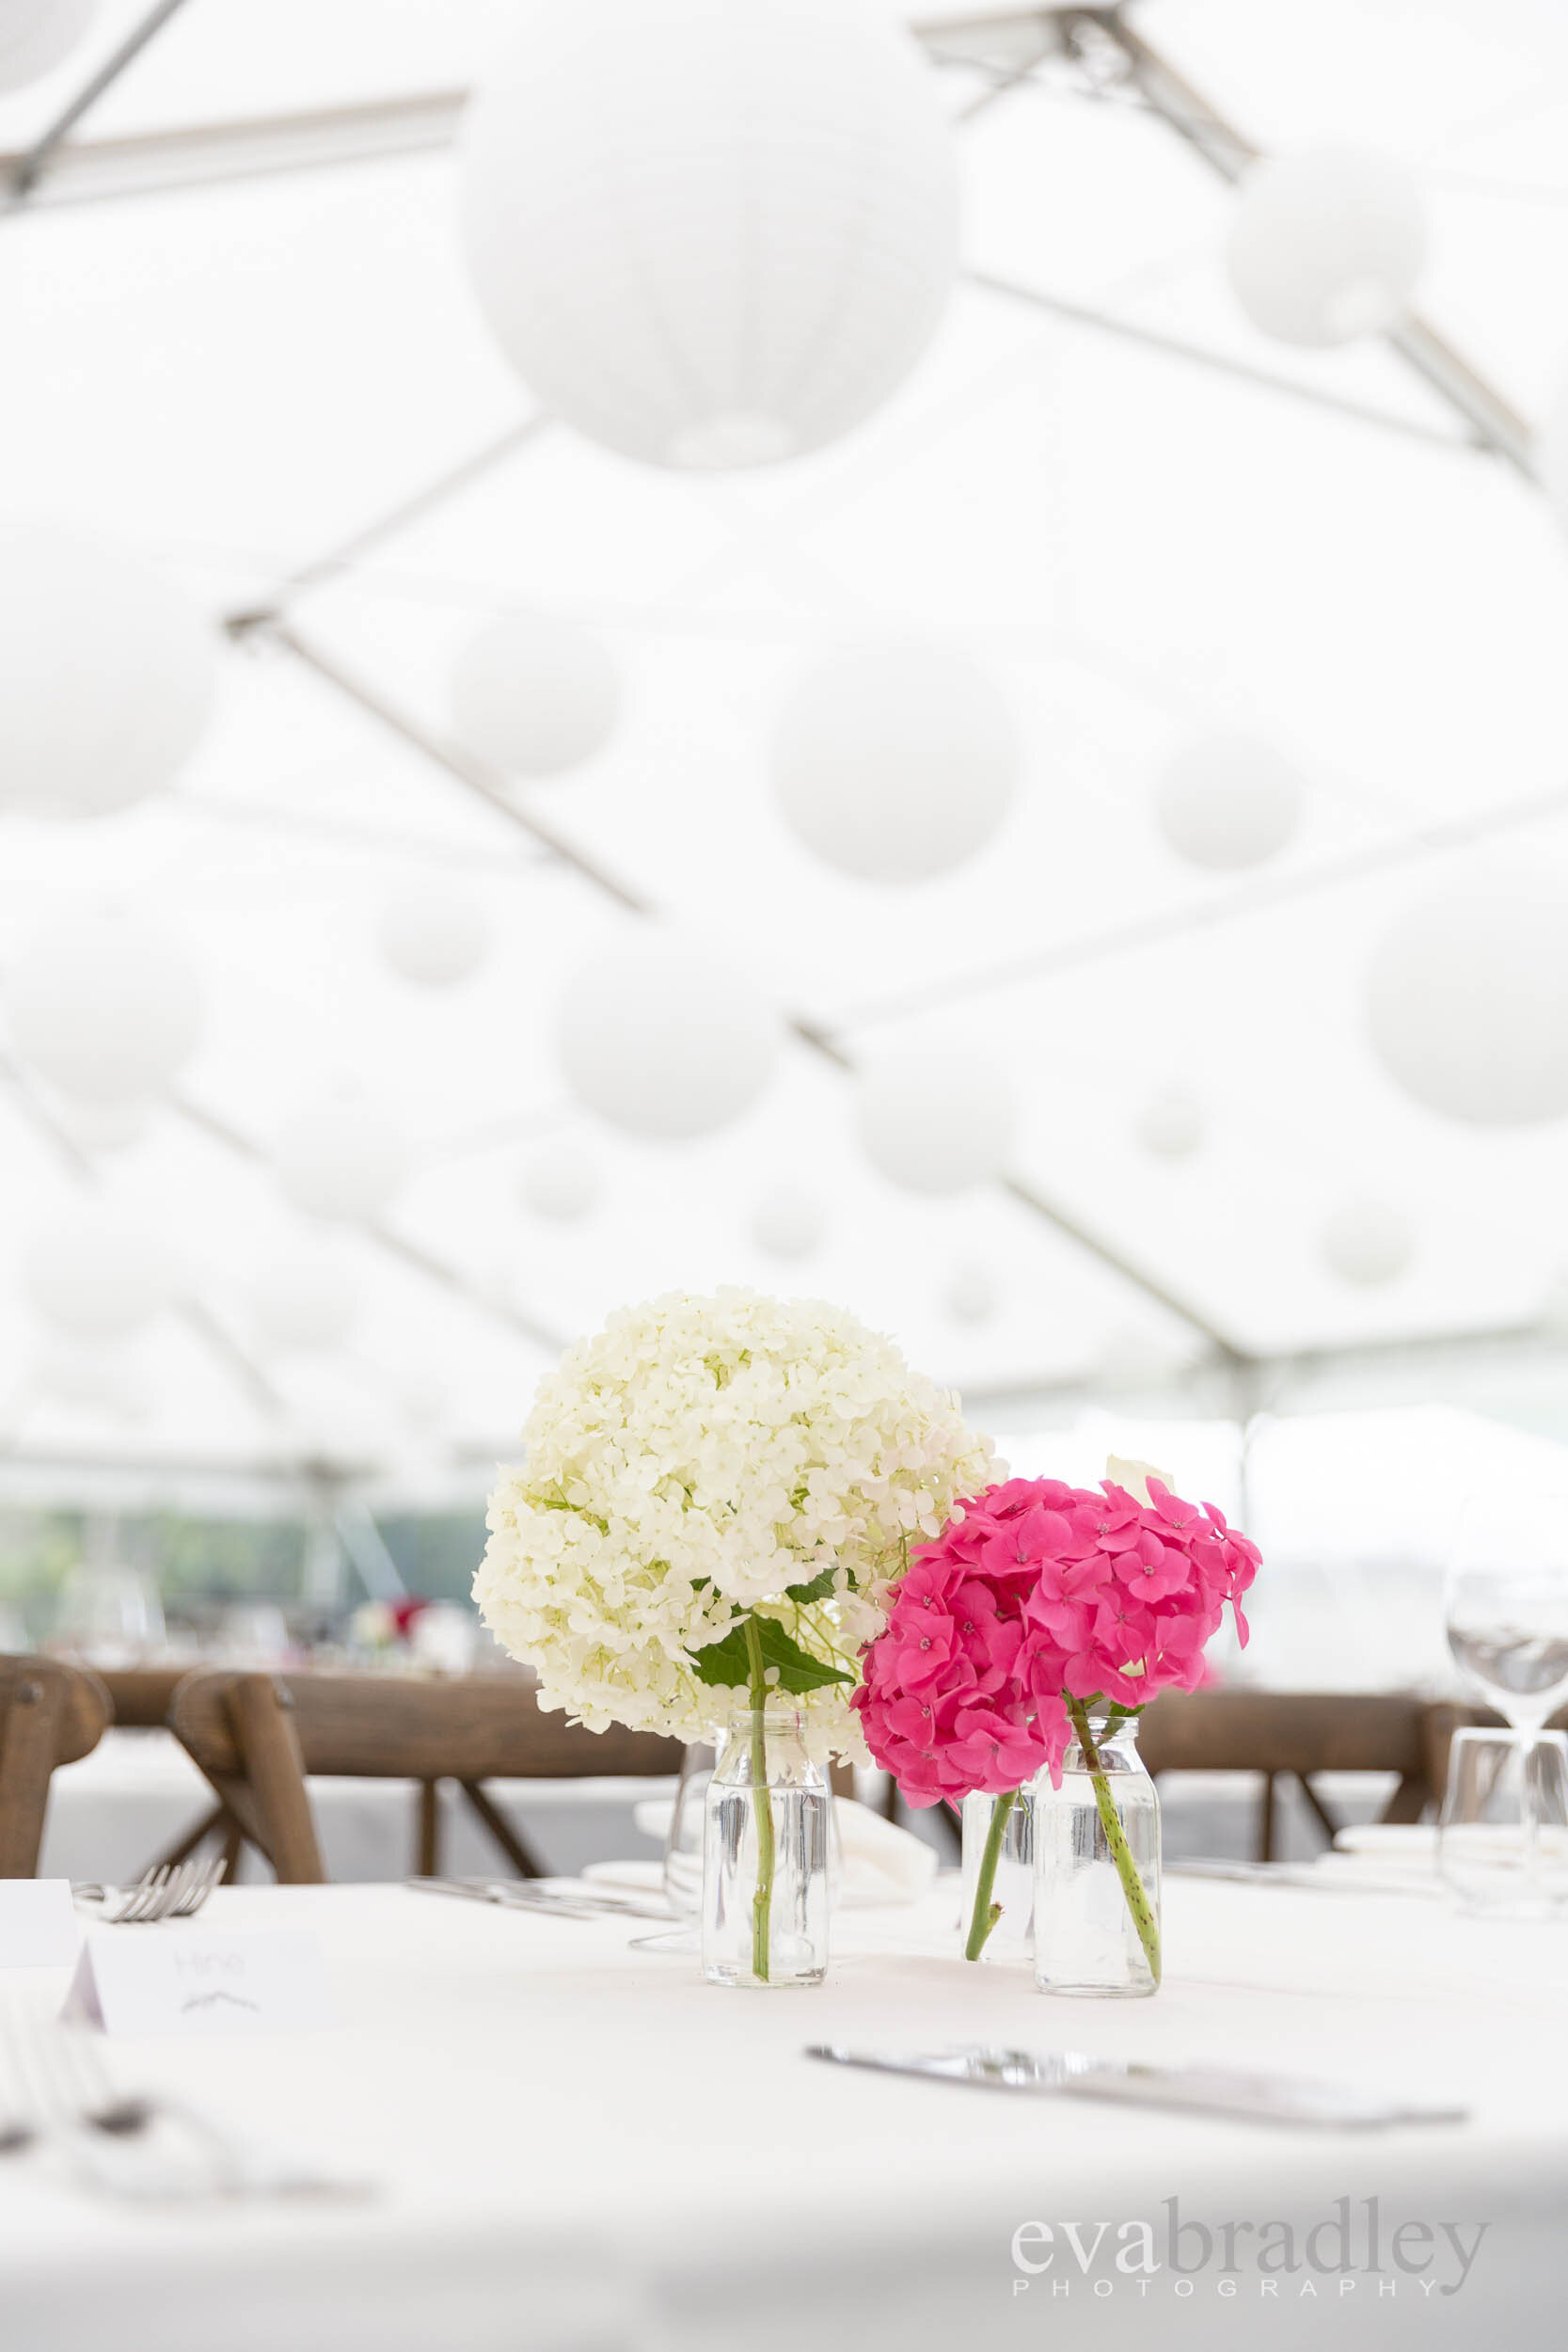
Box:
0 2001 367 2201
407 1875 674 1922
806 2044 1468 2130
72 1854 226 1924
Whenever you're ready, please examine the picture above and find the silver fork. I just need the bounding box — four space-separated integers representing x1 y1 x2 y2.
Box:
76 1853 225 1924
6 2010 242 2199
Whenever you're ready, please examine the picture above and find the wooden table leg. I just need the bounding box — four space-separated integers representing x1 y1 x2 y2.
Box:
458 1781 546 1879
416 1779 442 1878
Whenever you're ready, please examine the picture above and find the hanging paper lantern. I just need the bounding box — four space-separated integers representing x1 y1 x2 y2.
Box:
0 519 214 817
772 642 1019 884
450 611 623 781
0 0 97 93
1319 1198 1413 1288
460 0 958 470
752 1188 825 1262
943 1263 997 1325
1227 146 1427 347
555 945 778 1140
855 1036 1015 1195
1366 860 1568 1126
251 1243 360 1354
32 1341 147 1425
377 881 490 986
1135 1089 1205 1161
520 1139 601 1222
275 1100 408 1222
8 911 202 1104
23 1203 181 1339
1154 734 1304 872
52 1098 150 1155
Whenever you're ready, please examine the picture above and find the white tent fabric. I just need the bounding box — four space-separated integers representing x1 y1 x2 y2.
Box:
4 0 1568 1485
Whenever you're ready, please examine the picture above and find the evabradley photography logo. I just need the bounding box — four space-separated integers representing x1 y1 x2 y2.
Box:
1009 2197 1489 2301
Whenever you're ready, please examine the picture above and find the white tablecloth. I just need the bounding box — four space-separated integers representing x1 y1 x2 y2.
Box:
1 1877 1562 2350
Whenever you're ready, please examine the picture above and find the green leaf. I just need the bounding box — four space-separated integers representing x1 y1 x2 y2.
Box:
784 1565 837 1604
688 1612 853 1695
755 1617 855 1693
688 1621 752 1689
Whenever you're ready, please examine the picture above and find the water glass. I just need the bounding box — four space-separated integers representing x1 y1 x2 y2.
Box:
1445 1498 1568 1732
1439 1726 1568 1920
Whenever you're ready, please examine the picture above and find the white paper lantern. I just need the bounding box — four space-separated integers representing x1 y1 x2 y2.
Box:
450 612 623 780
1155 734 1304 872
943 1263 996 1325
275 1100 408 1222
856 1036 1015 1195
1135 1089 1205 1162
251 1244 360 1355
520 1139 601 1222
752 1188 825 1262
460 0 958 470
52 1097 150 1155
556 946 778 1140
23 1203 181 1339
1227 146 1427 347
33 1340 146 1424
8 912 202 1105
0 0 97 92
1367 861 1568 1126
1319 1199 1413 1288
773 642 1019 884
377 882 490 987
0 519 214 817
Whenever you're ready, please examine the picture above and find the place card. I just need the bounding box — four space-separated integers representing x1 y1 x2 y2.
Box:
62 1930 335 2037
0 1879 79 1968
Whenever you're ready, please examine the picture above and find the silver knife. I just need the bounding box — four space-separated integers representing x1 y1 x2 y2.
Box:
406 1877 673 1922
805 2046 1467 2130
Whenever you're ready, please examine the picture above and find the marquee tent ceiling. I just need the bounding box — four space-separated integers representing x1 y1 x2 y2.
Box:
4 0 1568 1484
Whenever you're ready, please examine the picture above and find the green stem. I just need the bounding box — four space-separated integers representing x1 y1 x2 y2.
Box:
742 1618 774 1983
1066 1696 1161 1987
963 1785 1019 1961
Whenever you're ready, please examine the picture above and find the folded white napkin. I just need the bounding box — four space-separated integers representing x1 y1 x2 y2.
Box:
620 1794 938 1909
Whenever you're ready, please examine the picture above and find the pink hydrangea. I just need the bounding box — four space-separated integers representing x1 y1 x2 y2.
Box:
852 1473 1259 1804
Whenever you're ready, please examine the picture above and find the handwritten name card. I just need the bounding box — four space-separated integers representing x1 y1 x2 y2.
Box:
64 1929 335 2036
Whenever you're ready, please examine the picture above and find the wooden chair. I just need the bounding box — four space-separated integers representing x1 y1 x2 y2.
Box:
0 1655 112 1877
167 1668 685 1883
1136 1688 1434 1862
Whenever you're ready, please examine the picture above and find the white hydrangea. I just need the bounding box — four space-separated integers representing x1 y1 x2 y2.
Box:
475 1288 997 1756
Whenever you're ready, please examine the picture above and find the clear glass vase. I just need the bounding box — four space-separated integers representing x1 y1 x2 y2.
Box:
703 1704 829 1988
960 1785 1036 1961
1034 1714 1162 1999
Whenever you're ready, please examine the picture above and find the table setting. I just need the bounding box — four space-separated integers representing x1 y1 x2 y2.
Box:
6 1283 1568 2348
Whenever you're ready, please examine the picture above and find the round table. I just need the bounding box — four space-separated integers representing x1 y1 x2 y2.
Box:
0 1875 1560 2348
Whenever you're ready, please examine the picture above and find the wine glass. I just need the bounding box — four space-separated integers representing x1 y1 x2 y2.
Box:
1445 1497 1568 1732
1442 1496 1568 1915
629 1738 717 1955
53 1561 165 1665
